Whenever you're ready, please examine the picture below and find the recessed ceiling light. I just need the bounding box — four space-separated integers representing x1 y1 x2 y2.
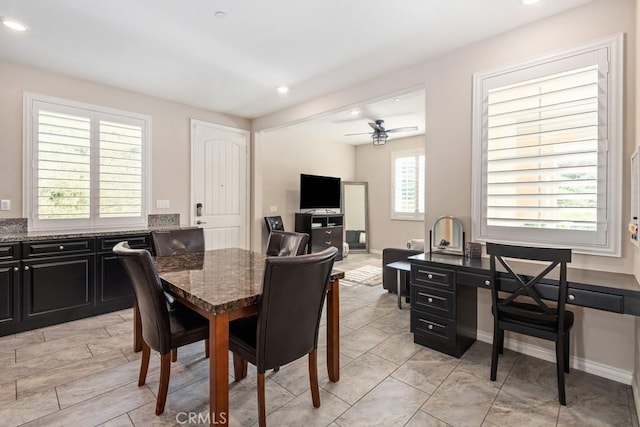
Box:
350 109 360 116
521 0 540 5
2 18 27 32
393 97 401 102
276 86 289 94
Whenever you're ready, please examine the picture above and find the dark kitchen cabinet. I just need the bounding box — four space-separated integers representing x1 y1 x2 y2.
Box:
0 243 20 335
96 234 151 312
21 238 95 330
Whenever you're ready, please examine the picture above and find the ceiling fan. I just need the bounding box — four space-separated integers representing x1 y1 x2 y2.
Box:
345 119 419 146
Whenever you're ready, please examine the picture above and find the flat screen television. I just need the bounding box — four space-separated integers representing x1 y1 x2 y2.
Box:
300 174 341 210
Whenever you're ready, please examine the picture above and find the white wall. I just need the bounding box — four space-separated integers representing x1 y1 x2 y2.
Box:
355 134 425 251
0 61 250 225
255 125 355 248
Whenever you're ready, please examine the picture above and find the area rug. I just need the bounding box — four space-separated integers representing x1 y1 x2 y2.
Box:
344 265 383 286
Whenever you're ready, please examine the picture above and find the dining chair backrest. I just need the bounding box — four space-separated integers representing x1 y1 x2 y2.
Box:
257 246 337 371
113 241 172 354
264 216 285 234
265 231 309 257
486 242 572 335
152 228 205 256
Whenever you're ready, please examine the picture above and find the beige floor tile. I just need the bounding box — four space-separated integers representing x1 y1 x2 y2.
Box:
16 329 110 362
405 410 452 426
97 413 135 427
1 345 93 385
391 346 460 395
422 370 501 427
0 389 60 426
17 349 127 398
267 389 350 427
370 331 421 364
339 325 391 359
21 382 155 427
321 352 398 405
0 381 16 405
336 376 429 427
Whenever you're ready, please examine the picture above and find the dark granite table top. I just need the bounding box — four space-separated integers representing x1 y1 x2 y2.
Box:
156 248 345 315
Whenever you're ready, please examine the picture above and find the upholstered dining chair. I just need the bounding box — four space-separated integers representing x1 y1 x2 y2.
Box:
265 230 309 257
113 241 209 415
486 242 573 405
151 228 205 361
152 228 205 256
229 246 338 426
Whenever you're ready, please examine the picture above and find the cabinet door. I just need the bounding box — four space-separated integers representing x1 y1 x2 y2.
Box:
23 255 95 326
96 253 134 310
0 262 20 335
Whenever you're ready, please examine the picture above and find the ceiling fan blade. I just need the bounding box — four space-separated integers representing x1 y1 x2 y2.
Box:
345 131 373 136
368 122 382 132
386 126 419 133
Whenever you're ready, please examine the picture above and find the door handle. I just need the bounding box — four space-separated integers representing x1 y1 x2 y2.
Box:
196 220 207 225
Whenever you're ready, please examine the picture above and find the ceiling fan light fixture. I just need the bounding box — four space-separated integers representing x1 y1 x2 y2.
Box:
372 133 387 146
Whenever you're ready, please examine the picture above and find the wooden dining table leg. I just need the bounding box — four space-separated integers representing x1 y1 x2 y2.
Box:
326 278 340 382
133 297 142 353
209 312 230 426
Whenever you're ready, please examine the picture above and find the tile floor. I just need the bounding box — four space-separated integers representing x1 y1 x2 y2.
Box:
0 253 637 426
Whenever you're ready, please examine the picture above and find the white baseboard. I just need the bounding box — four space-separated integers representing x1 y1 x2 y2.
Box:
633 377 640 423
476 330 633 385
369 248 383 255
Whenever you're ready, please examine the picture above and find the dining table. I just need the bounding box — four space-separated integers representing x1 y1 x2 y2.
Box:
132 247 344 426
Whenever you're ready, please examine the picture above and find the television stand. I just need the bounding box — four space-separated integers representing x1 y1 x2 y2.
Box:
295 213 344 261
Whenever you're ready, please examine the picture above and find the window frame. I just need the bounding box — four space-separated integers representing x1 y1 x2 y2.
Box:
23 92 152 231
471 34 623 256
391 149 425 221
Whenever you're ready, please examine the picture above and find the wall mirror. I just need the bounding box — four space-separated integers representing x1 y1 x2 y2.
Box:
342 181 369 252
430 215 464 255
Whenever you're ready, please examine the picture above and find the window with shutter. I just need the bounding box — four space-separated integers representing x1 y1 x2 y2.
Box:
472 35 623 255
391 150 425 220
25 93 150 230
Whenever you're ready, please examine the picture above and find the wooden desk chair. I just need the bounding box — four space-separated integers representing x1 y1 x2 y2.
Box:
229 246 338 426
265 230 309 257
486 242 573 405
113 242 209 415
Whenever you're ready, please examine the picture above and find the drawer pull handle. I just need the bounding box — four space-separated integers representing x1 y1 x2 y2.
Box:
418 318 442 330
59 245 64 250
427 297 433 303
24 266 29 271
13 267 18 272
568 294 575 301
427 274 433 279
325 241 332 245
484 280 491 286
325 230 332 234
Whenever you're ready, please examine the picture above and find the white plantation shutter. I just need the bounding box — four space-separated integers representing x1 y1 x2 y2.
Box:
26 95 149 230
36 109 91 220
392 150 425 220
472 36 622 255
99 119 143 218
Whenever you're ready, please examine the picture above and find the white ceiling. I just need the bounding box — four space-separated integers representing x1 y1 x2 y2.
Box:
0 0 595 119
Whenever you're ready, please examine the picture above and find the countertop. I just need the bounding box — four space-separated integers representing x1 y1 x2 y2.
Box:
0 225 197 243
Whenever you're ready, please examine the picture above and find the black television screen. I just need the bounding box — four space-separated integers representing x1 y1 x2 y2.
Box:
300 174 341 210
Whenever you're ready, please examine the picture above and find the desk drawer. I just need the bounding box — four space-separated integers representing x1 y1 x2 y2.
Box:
566 288 623 313
411 311 455 344
411 284 454 319
457 271 491 289
23 238 95 257
411 264 454 291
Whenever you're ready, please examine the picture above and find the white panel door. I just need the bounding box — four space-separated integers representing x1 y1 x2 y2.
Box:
191 120 250 250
